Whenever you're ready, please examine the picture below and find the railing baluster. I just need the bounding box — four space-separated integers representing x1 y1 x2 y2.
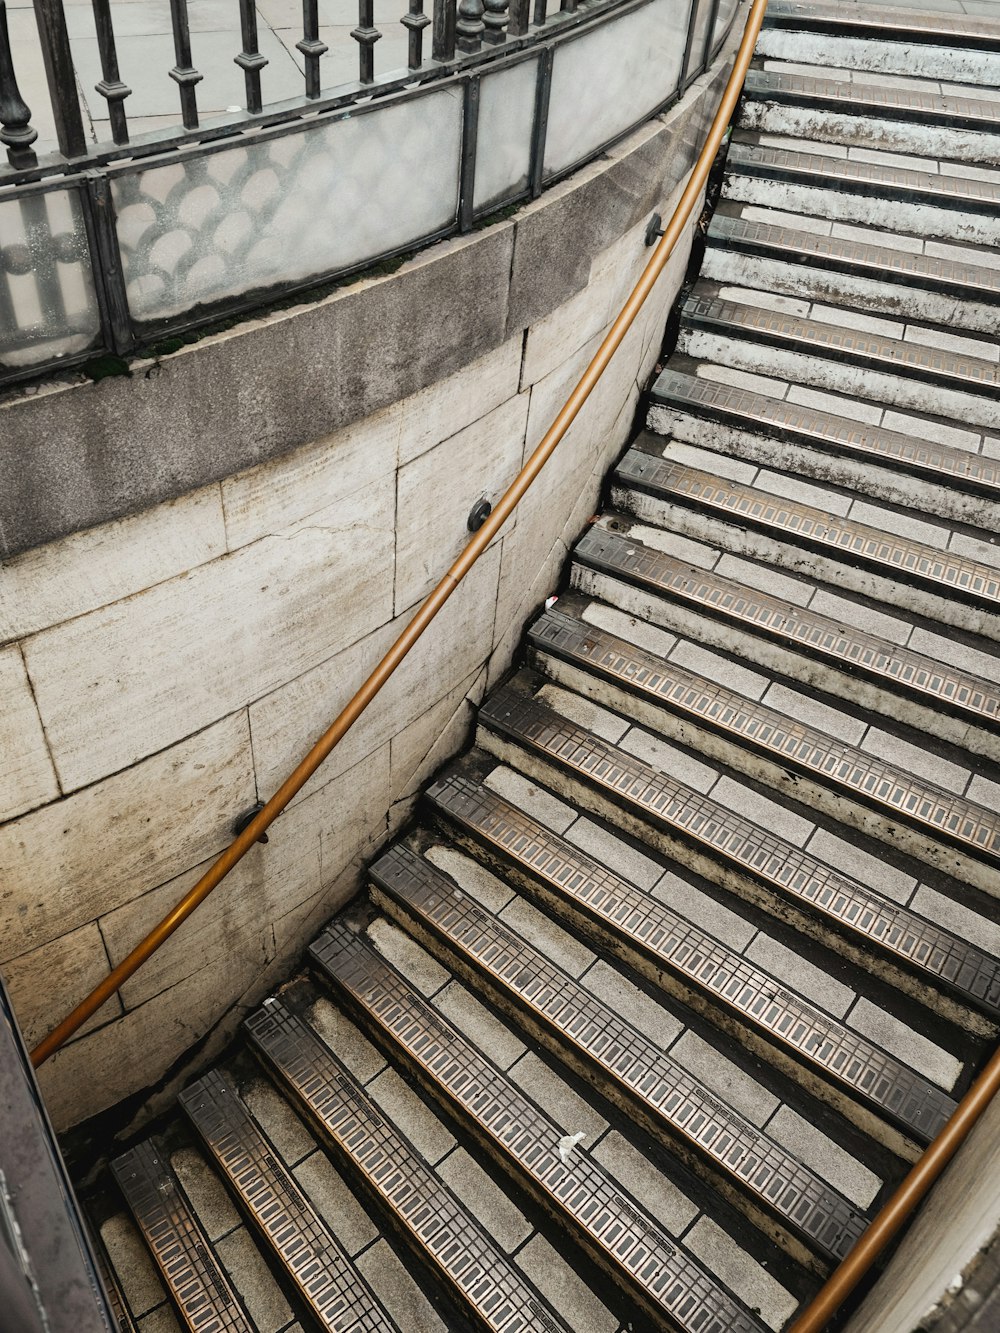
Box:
33 0 88 157
432 0 456 60
560 0 577 13
235 0 268 113
401 0 431 70
297 0 327 99
0 0 38 169
91 0 131 145
168 0 203 130
507 0 529 38
532 0 548 29
456 0 484 51
482 0 509 45
352 0 381 85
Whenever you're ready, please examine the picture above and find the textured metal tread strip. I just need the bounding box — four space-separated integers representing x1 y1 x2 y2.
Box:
615 449 1000 609
111 1141 254 1333
428 771 957 1141
244 1001 567 1333
744 68 1000 127
311 921 769 1333
764 0 1000 48
530 606 1000 860
180 1070 397 1332
682 293 1000 397
372 842 868 1262
650 365 1000 496
573 525 1000 728
708 213 1000 303
91 1230 139 1333
727 139 1000 211
478 684 1000 1023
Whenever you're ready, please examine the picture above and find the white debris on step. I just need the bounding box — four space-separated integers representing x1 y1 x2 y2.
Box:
557 1132 586 1164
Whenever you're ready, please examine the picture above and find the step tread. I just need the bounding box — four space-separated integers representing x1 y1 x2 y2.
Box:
179 1069 398 1333
743 66 1000 128
245 999 571 1333
529 604 1000 863
371 840 869 1264
573 521 1000 729
764 1 1000 48
111 1141 255 1333
311 921 776 1333
614 447 1000 611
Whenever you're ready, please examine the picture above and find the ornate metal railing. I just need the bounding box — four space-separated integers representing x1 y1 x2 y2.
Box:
0 0 741 387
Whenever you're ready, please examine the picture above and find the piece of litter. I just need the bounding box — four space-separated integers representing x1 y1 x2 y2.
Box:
557 1132 586 1164
545 595 559 609
948 1274 964 1296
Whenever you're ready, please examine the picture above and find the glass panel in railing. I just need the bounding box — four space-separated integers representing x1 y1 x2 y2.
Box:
472 55 538 213
0 184 101 373
111 87 463 324
542 0 686 180
685 0 715 80
712 0 740 48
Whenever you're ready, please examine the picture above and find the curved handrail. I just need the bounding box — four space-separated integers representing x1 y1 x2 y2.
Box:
29 0 769 1067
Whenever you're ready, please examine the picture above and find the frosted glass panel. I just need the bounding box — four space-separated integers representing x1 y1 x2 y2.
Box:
0 187 101 371
473 57 538 213
713 0 740 45
544 0 687 178
113 88 464 322
686 0 715 75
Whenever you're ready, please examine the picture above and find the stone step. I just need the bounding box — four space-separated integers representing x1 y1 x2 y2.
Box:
310 919 785 1332
178 1069 398 1333
648 361 1000 527
111 1141 256 1333
612 442 1000 643
762 0 1000 53
724 136 1000 247
245 997 573 1333
527 600 1000 890
570 519 1000 766
425 762 963 1155
740 66 1000 165
369 839 870 1269
90 1228 140 1333
475 676 1000 1029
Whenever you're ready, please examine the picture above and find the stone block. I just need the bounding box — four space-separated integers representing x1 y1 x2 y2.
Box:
670 1030 780 1129
215 1226 292 1333
515 1234 617 1333
652 873 757 953
583 958 684 1049
764 1105 881 1208
592 1131 699 1235
0 645 58 823
566 817 665 891
507 1050 607 1140
425 845 514 915
0 711 255 959
293 1151 379 1256
170 1147 241 1241
436 1148 532 1253
99 1213 166 1319
23 475 395 790
389 666 487 805
434 983 526 1071
2 921 120 1049
365 916 451 998
685 1217 797 1331
848 999 960 1092
499 894 596 978
355 1240 447 1333
482 765 577 835
367 1067 455 1164
745 934 855 1021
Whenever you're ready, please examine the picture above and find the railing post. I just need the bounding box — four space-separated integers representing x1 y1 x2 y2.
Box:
0 0 38 169
401 0 431 69
528 43 552 197
91 0 131 145
352 0 382 85
235 0 268 114
482 0 509 45
458 75 479 228
297 0 327 99
82 170 136 355
433 0 457 61
456 0 484 52
33 0 88 158
168 0 203 129
507 0 529 38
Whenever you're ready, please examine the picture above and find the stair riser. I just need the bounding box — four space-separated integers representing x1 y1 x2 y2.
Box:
678 327 1000 432
645 407 1000 532
368 880 827 1274
702 248 1000 339
723 176 1000 248
611 484 1000 648
739 102 1000 167
569 562 1000 767
756 30 1000 85
530 647 998 899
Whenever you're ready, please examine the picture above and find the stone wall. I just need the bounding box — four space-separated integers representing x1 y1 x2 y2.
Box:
0 47 732 1133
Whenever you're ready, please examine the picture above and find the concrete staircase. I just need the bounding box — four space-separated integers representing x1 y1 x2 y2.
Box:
83 4 1000 1331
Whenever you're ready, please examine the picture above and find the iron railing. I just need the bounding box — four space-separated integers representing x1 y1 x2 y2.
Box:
0 0 741 388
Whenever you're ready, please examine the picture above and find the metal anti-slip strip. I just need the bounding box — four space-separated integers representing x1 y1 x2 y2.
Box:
372 842 868 1262
310 921 769 1333
616 449 1000 609
744 68 1000 127
651 365 1000 495
244 1001 566 1333
111 1141 254 1333
727 140 1000 211
428 771 957 1141
180 1070 397 1332
478 685 1000 1023
573 524 1000 727
683 294 1000 397
530 607 1000 860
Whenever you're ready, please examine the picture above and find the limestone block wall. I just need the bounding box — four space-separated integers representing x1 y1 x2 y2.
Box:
0 48 732 1134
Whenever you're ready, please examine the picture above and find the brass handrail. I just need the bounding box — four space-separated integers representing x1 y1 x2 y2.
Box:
28 0 769 1071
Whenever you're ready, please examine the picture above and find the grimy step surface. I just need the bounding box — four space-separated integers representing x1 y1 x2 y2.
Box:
572 523 1000 733
179 1069 397 1333
477 682 1000 1023
762 0 1000 49
528 605 1000 866
310 920 772 1333
369 840 868 1266
426 768 959 1145
649 365 1000 498
245 999 571 1333
112 1140 256 1333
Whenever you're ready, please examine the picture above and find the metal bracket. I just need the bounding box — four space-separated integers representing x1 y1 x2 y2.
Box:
645 212 665 247
467 498 492 532
233 802 269 845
